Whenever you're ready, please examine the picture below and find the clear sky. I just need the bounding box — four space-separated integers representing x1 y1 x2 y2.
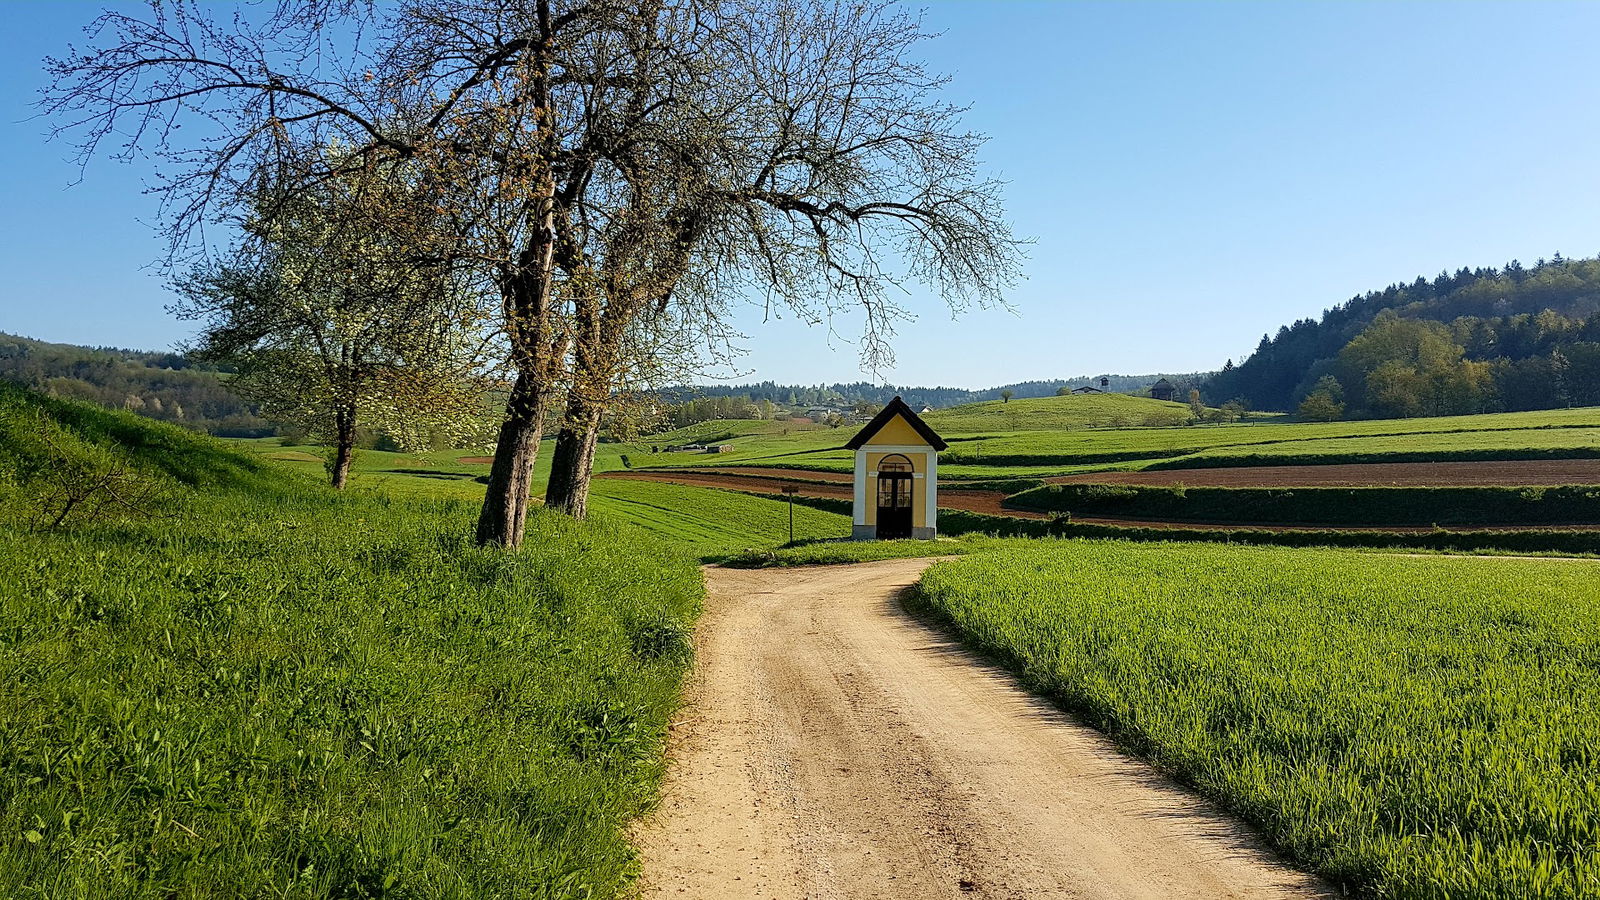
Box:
3 1 1598 388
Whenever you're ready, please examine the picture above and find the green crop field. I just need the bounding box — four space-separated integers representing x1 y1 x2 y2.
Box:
922 392 1198 431
937 409 1600 472
587 479 852 558
624 402 1600 480
235 439 853 559
0 385 702 898
916 541 1600 898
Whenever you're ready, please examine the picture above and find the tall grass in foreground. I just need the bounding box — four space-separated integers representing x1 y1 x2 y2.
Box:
916 542 1600 899
0 387 702 898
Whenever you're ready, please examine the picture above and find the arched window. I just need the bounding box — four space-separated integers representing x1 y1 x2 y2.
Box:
878 454 913 474
876 454 914 512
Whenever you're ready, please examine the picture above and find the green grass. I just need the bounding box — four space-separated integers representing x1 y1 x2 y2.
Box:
232 438 647 501
587 479 852 559
923 393 1198 431
915 541 1600 898
235 434 858 561
938 411 1600 470
720 533 1001 567
631 405 1600 481
0 386 703 898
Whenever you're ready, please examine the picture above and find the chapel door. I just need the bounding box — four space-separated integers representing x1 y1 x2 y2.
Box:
876 455 914 539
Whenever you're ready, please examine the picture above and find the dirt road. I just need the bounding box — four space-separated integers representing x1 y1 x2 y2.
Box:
634 560 1327 899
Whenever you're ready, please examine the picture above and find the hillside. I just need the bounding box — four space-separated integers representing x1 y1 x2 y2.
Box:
924 392 1198 433
661 373 1211 411
0 384 702 897
1206 255 1600 415
0 331 272 436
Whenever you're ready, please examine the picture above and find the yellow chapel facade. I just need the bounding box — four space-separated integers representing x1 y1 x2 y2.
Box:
845 397 946 540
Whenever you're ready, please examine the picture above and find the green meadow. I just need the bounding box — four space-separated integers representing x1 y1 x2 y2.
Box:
0 385 701 898
13 381 1600 899
615 397 1600 478
916 541 1600 899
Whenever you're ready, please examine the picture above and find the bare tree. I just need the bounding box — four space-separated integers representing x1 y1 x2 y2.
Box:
44 0 1022 540
543 0 1024 516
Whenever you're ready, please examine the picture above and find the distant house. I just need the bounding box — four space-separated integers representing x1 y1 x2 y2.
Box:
707 444 735 453
1070 386 1102 394
1150 378 1177 402
919 405 934 414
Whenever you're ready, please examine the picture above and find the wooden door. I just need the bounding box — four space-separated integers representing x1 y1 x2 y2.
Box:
876 456 914 539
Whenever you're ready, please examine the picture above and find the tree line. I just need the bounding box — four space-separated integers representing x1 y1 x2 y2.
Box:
0 333 273 436
44 0 1023 546
662 373 1209 412
1207 255 1600 418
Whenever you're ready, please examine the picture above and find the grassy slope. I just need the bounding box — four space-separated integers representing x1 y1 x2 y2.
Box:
0 386 702 898
916 542 1600 899
924 392 1197 431
587 479 852 559
236 438 856 559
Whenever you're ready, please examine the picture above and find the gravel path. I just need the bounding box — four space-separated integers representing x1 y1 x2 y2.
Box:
634 559 1329 899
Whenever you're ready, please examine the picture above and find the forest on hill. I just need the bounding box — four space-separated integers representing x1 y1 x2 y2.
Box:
1206 254 1600 417
2 328 1206 437
0 332 273 436
663 374 1207 411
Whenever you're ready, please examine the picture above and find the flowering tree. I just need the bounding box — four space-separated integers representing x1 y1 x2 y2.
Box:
174 160 495 488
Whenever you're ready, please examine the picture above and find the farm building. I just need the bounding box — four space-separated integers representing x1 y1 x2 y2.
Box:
1150 378 1177 402
846 396 946 540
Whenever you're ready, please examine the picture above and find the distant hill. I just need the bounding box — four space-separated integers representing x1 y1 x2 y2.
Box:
925 393 1196 433
662 373 1211 411
1205 254 1600 416
0 332 274 436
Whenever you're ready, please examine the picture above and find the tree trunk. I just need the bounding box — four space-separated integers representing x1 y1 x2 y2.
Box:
330 405 357 490
544 392 602 518
475 371 548 547
474 0 563 548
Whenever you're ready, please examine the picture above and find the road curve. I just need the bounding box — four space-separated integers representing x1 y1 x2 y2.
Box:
633 559 1330 899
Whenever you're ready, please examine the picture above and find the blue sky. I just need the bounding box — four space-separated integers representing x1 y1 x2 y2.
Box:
3 1 1598 388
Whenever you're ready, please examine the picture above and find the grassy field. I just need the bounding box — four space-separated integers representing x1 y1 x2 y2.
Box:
588 479 852 559
922 392 1198 431
938 410 1600 471
618 402 1600 479
237 439 854 559
0 386 702 898
916 541 1600 899
238 439 642 501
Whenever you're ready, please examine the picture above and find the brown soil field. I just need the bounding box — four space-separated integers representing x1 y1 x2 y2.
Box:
598 470 1049 520
455 456 495 465
1050 459 1600 487
598 469 1600 534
